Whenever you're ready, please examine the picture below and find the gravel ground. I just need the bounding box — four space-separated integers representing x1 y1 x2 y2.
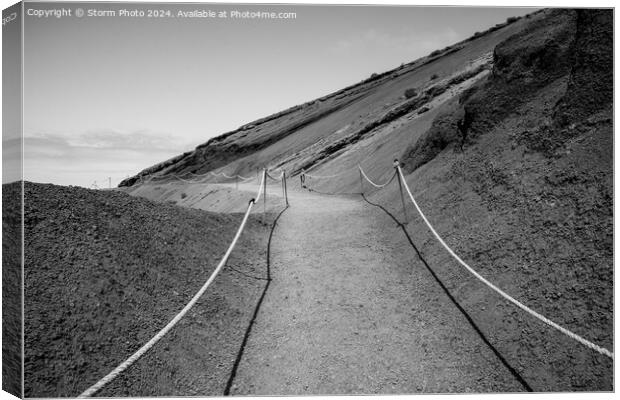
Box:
22 182 275 397
2 183 23 397
229 189 527 394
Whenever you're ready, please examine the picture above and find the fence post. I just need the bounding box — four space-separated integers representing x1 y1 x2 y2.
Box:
358 167 364 194
263 169 267 219
281 172 286 204
394 160 408 224
283 171 289 206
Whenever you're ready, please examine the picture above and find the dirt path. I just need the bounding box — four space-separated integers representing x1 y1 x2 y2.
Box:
228 188 528 394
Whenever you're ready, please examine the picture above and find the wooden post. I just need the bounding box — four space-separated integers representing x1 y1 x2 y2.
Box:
263 169 267 220
359 168 364 194
283 171 289 206
394 160 408 224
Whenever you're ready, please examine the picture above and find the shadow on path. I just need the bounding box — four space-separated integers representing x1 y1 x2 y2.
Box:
360 193 532 392
224 204 290 394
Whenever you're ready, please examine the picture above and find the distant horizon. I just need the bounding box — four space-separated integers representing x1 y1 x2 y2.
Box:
5 2 538 187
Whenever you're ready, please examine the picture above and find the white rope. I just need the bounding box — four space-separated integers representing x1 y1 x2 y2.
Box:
207 171 226 182
358 165 396 188
304 154 374 180
219 172 255 181
78 173 267 397
266 171 284 181
144 171 255 185
254 171 266 203
396 167 613 359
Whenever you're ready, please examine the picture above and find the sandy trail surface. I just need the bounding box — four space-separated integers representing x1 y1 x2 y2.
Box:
228 187 527 394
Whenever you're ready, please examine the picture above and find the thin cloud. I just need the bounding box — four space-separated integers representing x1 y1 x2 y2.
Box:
20 130 191 187
27 129 187 153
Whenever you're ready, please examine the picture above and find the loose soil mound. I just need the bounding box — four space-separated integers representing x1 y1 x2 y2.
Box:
2 183 23 397
23 182 274 397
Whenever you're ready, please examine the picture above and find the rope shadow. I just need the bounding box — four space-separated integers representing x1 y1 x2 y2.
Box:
361 193 533 392
224 204 290 395
226 264 269 281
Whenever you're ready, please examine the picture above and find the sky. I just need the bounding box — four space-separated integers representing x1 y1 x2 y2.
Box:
7 1 537 187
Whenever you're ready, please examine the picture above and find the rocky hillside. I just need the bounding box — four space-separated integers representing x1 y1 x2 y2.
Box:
22 182 274 396
372 8 613 391
403 9 612 169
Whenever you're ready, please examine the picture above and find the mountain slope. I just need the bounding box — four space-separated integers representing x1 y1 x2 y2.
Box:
119 11 539 188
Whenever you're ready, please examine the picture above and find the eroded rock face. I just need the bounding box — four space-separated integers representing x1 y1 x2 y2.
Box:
491 9 576 85
552 9 613 128
467 9 577 127
403 8 612 173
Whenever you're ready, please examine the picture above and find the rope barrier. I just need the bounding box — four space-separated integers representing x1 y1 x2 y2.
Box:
358 165 397 189
265 171 284 182
139 167 263 187
172 174 206 184
303 164 393 193
78 172 268 397
222 172 255 181
305 163 392 189
301 160 612 359
302 153 375 180
141 170 258 186
396 166 613 359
